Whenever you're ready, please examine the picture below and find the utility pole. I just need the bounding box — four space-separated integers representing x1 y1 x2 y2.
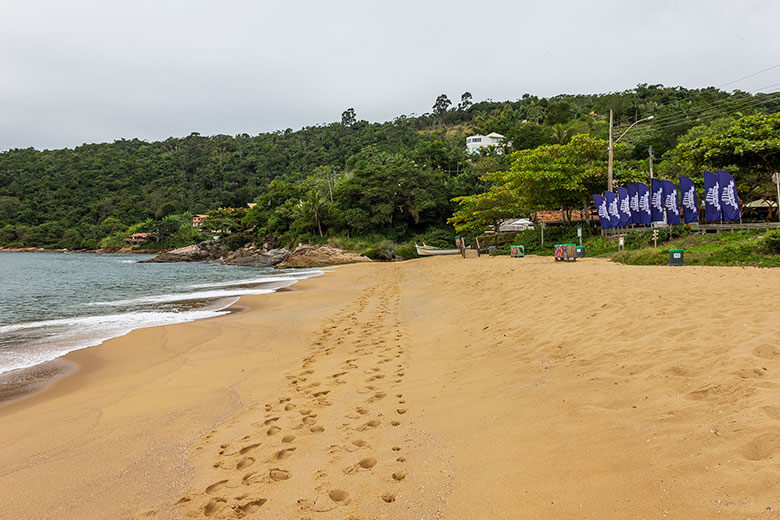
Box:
607 109 614 192
648 146 654 179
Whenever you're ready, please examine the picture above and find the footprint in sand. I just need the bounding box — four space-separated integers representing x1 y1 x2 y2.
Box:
239 443 260 455
205 480 228 495
381 492 396 503
236 456 255 470
274 447 297 460
204 497 226 517
267 425 281 436
753 343 780 360
269 468 291 481
242 471 262 485
234 497 266 515
357 419 381 431
392 470 406 481
741 433 780 460
344 456 377 474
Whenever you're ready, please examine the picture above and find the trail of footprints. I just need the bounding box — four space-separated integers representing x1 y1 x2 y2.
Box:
169 277 413 519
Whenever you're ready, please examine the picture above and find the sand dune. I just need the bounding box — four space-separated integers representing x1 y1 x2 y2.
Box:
0 256 778 519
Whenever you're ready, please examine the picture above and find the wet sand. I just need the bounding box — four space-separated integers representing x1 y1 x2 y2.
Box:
0 256 778 519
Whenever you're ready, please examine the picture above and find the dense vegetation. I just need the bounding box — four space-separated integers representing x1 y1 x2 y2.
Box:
1 85 778 249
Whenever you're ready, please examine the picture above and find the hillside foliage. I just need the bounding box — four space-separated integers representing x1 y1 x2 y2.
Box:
1 85 778 249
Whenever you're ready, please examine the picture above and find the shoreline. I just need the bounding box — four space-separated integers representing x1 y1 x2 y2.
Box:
0 247 160 254
1 256 778 519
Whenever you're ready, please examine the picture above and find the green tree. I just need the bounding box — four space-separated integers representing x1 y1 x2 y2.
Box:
458 92 473 111
432 94 452 116
341 108 357 127
448 185 523 237
486 135 639 223
676 112 780 199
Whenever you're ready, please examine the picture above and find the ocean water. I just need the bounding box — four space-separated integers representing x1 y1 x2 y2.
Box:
0 252 324 374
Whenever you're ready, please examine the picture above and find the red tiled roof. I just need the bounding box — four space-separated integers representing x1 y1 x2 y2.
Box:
533 209 597 223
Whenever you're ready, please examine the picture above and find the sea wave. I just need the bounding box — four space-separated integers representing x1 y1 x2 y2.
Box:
0 309 229 375
87 286 289 307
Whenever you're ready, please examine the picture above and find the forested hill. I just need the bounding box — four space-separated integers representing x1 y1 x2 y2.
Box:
1 84 778 249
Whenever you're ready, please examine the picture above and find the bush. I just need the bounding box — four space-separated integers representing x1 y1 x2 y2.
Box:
415 228 455 248
611 248 667 265
362 239 396 261
395 243 419 259
761 229 780 254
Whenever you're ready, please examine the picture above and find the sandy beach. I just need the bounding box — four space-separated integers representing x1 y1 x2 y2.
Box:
1 256 778 519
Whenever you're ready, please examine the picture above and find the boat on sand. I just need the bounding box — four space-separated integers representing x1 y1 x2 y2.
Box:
415 244 462 256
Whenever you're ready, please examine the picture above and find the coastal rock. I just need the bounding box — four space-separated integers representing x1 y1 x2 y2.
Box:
141 244 211 263
223 247 291 267
276 245 370 268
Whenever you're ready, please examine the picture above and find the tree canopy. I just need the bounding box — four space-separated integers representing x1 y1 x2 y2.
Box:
1 85 778 248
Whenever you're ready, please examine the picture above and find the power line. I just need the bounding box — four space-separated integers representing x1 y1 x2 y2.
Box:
647 90 780 131
718 62 780 89
633 90 780 132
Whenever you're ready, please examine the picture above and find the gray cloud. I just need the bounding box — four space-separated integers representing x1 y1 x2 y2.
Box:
1 0 778 150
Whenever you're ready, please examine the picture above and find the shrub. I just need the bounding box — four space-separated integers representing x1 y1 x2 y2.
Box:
362 239 396 260
415 228 455 248
395 243 419 259
761 229 780 254
611 248 667 265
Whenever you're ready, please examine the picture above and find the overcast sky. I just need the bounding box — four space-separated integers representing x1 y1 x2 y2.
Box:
1 0 778 151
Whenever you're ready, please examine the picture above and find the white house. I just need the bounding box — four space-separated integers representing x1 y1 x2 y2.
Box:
466 132 505 154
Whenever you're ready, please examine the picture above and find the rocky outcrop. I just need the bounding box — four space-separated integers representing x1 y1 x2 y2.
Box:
276 245 370 268
141 244 215 263
222 246 291 267
142 242 369 268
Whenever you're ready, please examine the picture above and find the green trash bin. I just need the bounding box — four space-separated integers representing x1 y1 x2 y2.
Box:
669 248 685 266
576 246 585 258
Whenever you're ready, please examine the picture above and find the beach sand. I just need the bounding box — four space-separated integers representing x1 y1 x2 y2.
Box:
0 256 778 519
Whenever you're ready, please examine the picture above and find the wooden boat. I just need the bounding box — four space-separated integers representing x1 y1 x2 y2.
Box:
415 243 462 256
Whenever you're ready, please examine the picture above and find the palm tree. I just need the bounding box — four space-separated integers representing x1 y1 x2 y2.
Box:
549 124 575 144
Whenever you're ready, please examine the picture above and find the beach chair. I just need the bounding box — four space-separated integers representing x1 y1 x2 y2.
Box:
510 245 524 258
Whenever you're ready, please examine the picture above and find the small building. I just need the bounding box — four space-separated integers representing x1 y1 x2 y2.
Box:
466 132 505 154
192 214 209 227
124 232 151 245
533 209 597 226
499 218 535 232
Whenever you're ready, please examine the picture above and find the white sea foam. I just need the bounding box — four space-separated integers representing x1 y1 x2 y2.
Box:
187 269 325 289
0 309 228 375
87 286 285 307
